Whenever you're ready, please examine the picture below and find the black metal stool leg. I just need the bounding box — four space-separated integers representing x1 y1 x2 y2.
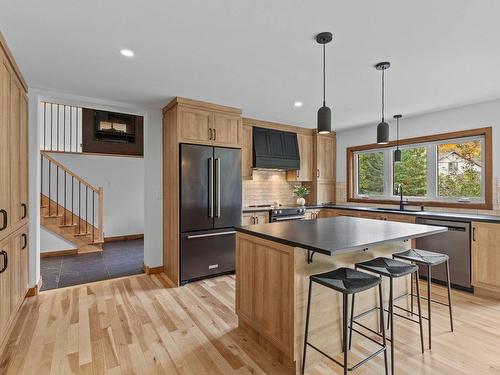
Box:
410 269 414 317
378 283 389 375
348 293 355 350
445 260 454 332
427 265 432 350
389 278 394 375
415 269 425 353
343 293 348 375
301 279 312 375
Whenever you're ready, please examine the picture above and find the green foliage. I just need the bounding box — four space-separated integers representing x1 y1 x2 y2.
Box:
358 152 384 195
293 185 310 198
393 147 427 196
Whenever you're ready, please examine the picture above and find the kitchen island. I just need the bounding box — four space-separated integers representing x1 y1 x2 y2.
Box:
235 216 446 374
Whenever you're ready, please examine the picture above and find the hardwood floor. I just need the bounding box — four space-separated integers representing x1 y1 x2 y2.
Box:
0 273 499 374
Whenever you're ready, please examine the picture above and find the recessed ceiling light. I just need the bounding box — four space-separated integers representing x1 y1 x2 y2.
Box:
294 101 303 107
120 49 134 57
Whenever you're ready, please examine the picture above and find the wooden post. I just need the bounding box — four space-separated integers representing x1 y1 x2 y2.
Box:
98 187 104 242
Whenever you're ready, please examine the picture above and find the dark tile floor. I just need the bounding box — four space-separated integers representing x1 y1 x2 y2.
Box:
40 239 144 291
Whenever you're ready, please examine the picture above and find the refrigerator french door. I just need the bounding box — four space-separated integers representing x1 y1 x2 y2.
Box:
180 144 242 284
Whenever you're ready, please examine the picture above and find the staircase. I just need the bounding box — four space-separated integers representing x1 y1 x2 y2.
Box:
40 151 104 254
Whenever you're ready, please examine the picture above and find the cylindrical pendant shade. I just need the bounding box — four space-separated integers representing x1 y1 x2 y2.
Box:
377 121 389 144
317 105 331 134
394 148 401 162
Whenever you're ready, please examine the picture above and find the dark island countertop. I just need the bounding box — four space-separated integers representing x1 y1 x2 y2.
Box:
235 216 448 256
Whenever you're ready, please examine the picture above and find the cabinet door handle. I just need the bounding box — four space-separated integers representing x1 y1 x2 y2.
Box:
255 216 259 224
296 170 299 178
209 128 212 140
251 216 255 224
21 203 27 219
317 169 320 178
21 233 27 250
213 128 217 141
473 227 476 242
0 209 7 231
0 250 7 274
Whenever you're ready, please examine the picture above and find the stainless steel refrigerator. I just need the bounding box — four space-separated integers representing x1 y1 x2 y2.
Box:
180 143 242 284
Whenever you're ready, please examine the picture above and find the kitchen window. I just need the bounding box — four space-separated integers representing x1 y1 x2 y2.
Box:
347 127 492 209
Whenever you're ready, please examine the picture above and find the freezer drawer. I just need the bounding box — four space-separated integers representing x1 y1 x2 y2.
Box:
180 229 235 283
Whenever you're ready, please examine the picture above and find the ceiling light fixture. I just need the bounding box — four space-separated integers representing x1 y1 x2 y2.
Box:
294 101 303 107
393 114 402 162
316 32 333 134
120 49 134 57
375 61 391 144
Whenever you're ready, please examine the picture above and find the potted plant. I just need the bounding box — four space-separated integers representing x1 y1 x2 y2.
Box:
293 185 310 206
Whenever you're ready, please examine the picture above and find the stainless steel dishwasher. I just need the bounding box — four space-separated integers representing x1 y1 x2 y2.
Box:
415 218 471 291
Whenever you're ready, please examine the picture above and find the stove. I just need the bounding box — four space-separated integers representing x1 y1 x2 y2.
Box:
270 207 306 222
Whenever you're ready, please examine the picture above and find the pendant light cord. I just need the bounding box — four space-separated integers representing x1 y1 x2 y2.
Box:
323 43 326 106
381 68 385 122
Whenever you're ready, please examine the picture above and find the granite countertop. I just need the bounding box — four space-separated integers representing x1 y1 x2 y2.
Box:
235 216 447 256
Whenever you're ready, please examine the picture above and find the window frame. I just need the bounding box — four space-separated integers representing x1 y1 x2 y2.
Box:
346 127 493 210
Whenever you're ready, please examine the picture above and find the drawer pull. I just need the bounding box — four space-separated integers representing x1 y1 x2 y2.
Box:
0 250 7 274
0 209 7 231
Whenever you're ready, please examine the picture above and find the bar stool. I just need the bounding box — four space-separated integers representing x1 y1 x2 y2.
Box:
352 257 424 375
301 267 388 375
392 249 454 349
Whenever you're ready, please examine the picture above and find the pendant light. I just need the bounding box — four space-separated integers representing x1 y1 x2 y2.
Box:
393 114 402 162
316 32 333 134
375 62 391 144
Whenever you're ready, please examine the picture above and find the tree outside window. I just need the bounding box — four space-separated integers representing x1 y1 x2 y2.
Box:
393 147 427 196
357 152 384 196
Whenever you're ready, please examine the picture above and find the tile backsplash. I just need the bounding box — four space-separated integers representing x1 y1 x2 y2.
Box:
335 179 500 216
243 170 300 207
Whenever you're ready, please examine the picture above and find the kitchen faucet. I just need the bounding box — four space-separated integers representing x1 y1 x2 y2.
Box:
397 183 408 211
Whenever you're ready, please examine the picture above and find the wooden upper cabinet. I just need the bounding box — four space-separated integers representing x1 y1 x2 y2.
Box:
178 107 212 144
0 57 11 237
241 125 253 179
212 113 241 147
9 77 22 228
316 133 336 182
472 221 500 293
287 133 313 182
19 93 28 220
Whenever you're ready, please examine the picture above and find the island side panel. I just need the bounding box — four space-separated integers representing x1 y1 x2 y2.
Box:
236 232 296 371
294 241 410 373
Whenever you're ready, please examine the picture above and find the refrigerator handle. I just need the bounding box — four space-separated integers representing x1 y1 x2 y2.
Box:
215 158 221 217
209 157 214 218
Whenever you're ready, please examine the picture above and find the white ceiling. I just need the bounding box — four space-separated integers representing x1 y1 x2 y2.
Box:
1 0 500 130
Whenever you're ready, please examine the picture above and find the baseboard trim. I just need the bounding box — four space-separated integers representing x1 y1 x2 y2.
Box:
26 278 43 297
40 248 78 258
104 233 144 242
143 263 164 275
474 286 500 300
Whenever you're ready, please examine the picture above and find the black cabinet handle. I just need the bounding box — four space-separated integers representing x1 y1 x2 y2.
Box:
213 128 217 141
208 128 212 140
473 227 476 242
0 250 7 274
0 209 7 231
21 233 27 250
21 203 27 219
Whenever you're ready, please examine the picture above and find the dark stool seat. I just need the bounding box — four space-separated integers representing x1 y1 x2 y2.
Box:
355 257 417 278
393 249 448 265
311 267 381 294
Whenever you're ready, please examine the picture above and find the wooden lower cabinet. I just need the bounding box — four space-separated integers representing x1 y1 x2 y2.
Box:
472 221 500 295
0 225 28 350
242 212 269 225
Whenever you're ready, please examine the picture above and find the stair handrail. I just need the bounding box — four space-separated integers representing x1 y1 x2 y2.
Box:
40 151 99 192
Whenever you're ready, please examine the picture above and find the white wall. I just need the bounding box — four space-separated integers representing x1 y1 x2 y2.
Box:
40 228 76 253
336 98 500 181
47 153 144 238
28 88 163 287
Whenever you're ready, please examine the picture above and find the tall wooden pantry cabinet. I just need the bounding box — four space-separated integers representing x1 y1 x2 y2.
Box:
0 32 30 352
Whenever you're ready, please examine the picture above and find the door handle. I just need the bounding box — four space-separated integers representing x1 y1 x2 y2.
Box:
209 158 214 218
255 216 259 224
21 233 27 250
251 216 255 224
21 203 27 219
187 231 236 239
209 128 212 140
297 170 299 178
473 227 476 242
0 250 7 274
317 169 320 178
0 209 7 230
215 158 221 218
213 128 217 141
